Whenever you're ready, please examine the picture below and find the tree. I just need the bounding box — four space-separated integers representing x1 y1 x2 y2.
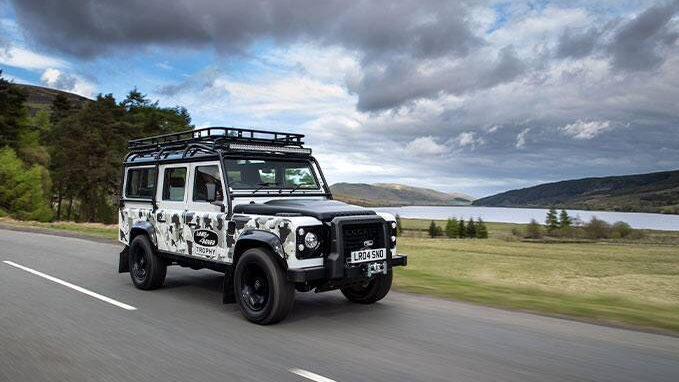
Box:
545 207 559 232
611 221 632 238
458 219 466 238
0 147 52 221
466 217 476 238
428 221 438 238
395 214 402 236
445 217 459 238
476 218 488 239
526 219 542 239
559 209 572 228
0 70 29 149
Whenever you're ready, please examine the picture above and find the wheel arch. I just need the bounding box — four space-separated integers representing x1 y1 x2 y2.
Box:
233 230 287 270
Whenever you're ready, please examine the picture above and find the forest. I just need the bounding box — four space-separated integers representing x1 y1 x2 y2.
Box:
0 71 192 223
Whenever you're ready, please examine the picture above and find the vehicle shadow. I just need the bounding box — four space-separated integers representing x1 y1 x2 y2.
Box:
160 267 397 323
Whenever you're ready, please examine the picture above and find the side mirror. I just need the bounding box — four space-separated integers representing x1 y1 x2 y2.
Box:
206 183 217 202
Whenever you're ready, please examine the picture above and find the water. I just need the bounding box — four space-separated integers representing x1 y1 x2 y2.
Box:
374 206 679 231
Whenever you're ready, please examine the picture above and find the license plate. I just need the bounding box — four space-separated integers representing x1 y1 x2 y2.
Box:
350 248 387 264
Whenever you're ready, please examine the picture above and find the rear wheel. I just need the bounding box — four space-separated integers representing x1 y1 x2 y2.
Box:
234 248 294 324
129 235 167 290
341 271 392 304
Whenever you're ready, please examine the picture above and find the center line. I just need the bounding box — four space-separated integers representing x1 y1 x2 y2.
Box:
289 368 337 382
3 260 137 311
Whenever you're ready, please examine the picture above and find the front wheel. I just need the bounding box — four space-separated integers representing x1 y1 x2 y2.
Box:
341 271 392 304
234 248 295 324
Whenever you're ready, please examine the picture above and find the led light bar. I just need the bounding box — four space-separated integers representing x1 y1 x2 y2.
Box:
228 143 312 155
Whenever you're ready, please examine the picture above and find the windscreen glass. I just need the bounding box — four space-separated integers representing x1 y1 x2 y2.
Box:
225 159 319 190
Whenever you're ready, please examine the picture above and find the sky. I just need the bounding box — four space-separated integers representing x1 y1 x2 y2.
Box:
1 0 678 197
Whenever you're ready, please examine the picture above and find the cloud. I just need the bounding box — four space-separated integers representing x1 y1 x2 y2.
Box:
560 120 612 139
40 68 95 97
0 46 66 70
608 1 679 71
453 131 484 150
556 27 602 59
405 136 448 155
515 128 530 148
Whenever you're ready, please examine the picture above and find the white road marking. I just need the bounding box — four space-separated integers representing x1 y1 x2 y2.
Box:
3 260 137 311
289 368 337 382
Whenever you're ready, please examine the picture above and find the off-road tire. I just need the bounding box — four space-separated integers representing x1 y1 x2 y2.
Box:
341 271 393 304
234 248 295 324
129 235 167 290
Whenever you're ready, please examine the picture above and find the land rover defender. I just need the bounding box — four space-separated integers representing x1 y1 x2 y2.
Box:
118 127 407 324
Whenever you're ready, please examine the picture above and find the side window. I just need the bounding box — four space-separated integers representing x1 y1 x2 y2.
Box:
125 168 156 199
284 167 317 188
259 168 276 184
193 165 223 202
162 167 187 201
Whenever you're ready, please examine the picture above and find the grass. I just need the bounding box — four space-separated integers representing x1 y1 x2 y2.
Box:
0 217 118 240
394 218 679 332
1 216 678 332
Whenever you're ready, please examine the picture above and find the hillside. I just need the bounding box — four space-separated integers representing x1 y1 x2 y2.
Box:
331 183 474 207
473 170 679 214
15 84 91 115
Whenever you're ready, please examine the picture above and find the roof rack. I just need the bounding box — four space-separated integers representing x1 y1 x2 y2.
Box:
125 126 310 161
128 126 304 150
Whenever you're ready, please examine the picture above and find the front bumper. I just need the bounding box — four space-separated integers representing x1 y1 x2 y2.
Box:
287 253 407 283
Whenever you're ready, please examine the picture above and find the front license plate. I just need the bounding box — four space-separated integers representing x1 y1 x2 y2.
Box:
350 248 387 264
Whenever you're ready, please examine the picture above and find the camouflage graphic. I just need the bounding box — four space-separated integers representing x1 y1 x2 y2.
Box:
120 207 299 264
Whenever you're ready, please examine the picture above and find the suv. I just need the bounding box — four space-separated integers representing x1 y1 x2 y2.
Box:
118 127 407 324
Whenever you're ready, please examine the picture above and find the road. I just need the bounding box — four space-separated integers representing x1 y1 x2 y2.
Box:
1 229 678 382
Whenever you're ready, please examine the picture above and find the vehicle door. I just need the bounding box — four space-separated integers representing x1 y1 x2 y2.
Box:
155 164 190 255
185 161 229 262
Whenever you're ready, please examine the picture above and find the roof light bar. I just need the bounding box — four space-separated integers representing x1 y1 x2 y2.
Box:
228 143 312 155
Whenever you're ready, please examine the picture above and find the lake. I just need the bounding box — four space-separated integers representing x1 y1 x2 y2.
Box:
374 206 679 231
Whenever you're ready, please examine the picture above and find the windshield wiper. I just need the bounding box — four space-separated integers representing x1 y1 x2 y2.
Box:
289 184 303 193
252 182 276 194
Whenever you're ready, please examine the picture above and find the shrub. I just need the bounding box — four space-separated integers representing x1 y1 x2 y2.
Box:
611 221 633 238
584 217 611 239
395 214 402 236
526 219 542 239
0 147 53 222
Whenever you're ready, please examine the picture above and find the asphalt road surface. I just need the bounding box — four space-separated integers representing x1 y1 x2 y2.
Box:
1 229 678 382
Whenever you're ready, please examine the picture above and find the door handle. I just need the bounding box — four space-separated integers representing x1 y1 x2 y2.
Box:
187 222 197 227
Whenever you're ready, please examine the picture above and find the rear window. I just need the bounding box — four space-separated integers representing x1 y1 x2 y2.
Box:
125 167 156 199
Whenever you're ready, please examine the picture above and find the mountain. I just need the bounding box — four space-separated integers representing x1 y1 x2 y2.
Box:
473 170 679 214
15 84 91 115
330 183 474 207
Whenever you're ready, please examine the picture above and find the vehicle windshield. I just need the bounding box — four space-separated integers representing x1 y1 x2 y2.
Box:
224 158 319 191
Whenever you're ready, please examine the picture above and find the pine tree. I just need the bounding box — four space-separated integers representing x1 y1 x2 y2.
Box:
545 207 559 232
445 217 459 238
428 221 437 238
476 218 489 239
0 70 29 149
458 218 466 238
559 209 572 228
395 214 402 236
466 217 477 238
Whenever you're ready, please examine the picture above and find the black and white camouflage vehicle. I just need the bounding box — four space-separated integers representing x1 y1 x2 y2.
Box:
118 127 407 324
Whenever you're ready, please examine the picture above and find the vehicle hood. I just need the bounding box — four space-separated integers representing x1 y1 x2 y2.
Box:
232 199 376 221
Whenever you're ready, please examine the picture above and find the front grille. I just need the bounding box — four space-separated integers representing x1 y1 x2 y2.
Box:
341 222 386 259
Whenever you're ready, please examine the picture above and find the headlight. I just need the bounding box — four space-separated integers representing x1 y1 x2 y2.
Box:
304 232 319 249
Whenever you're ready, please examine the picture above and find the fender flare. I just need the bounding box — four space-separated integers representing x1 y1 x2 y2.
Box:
233 229 287 267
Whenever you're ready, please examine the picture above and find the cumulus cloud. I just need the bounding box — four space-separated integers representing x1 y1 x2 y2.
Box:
405 136 448 155
40 68 95 97
453 131 484 150
0 46 66 70
560 120 612 139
